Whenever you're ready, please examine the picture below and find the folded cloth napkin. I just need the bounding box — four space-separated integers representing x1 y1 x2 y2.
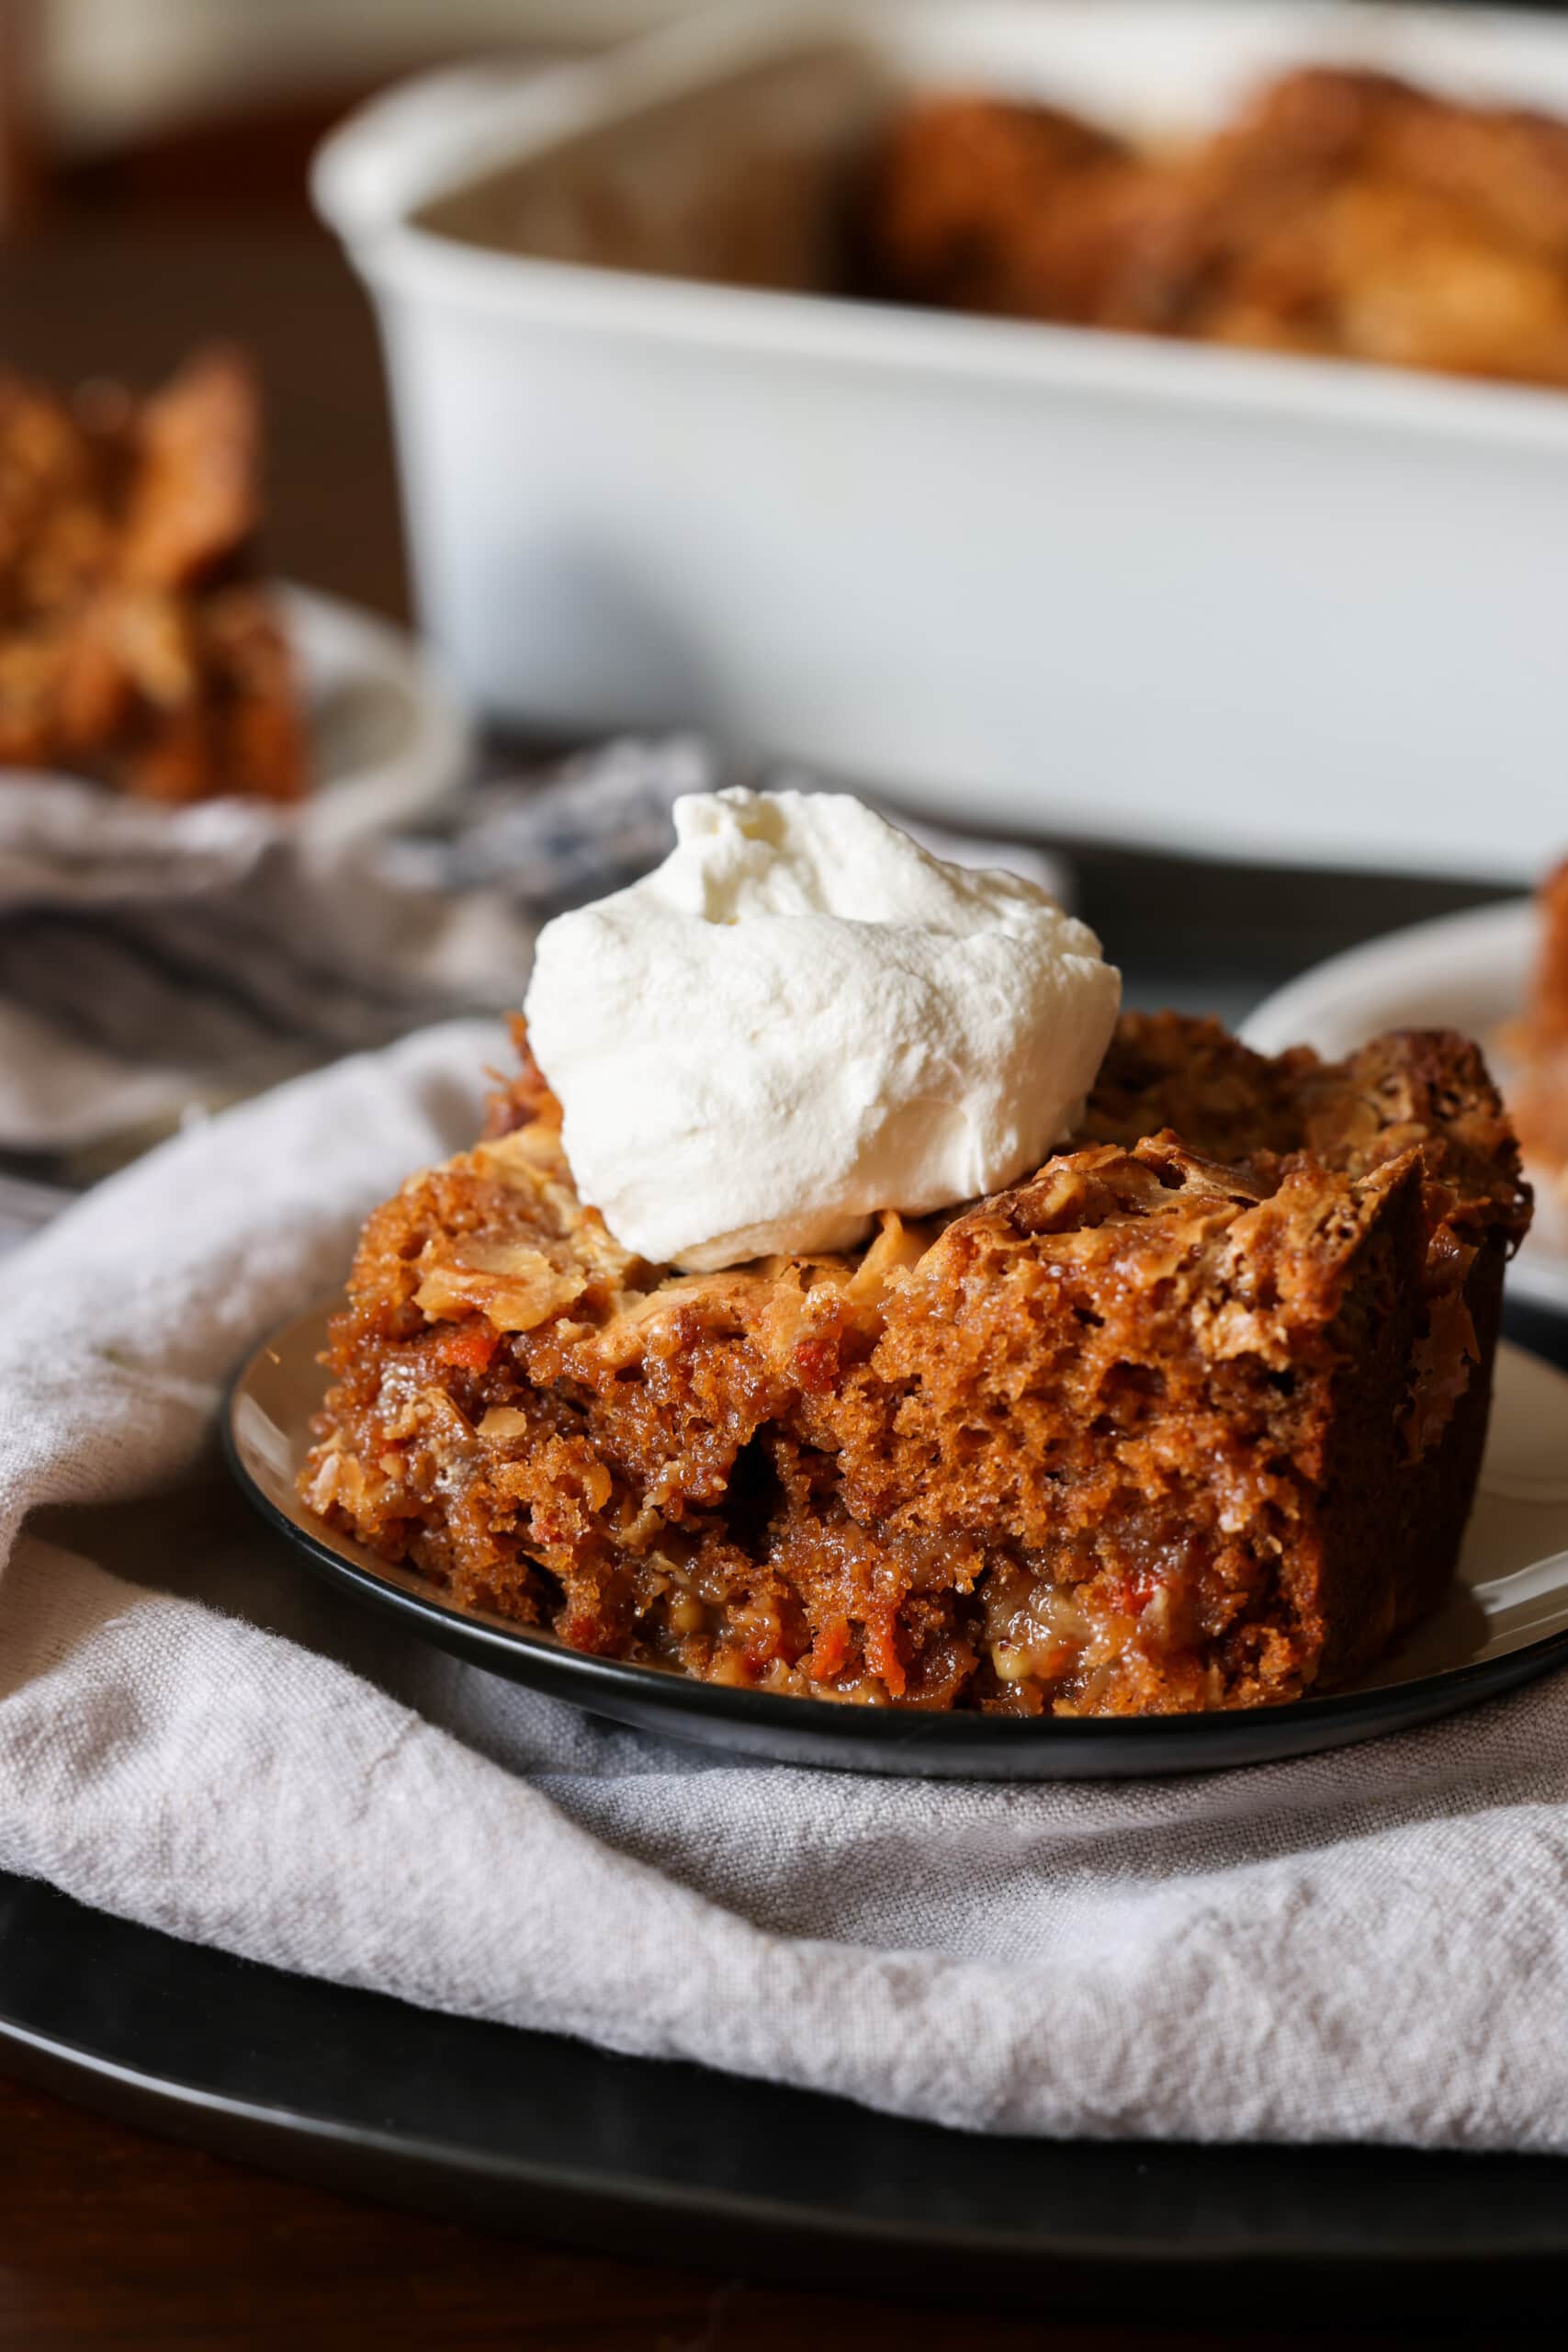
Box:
5 1014 1568 2152
0 740 1065 1158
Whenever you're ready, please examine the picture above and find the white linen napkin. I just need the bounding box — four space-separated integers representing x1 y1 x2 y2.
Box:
5 1014 1568 2151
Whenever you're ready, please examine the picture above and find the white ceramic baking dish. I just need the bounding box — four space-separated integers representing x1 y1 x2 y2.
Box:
314 1 1568 881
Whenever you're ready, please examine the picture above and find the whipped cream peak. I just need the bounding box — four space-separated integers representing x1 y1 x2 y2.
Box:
524 788 1122 1272
660 787 1054 927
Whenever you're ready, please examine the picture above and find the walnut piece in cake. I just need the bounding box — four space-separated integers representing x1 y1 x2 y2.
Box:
299 1013 1528 1718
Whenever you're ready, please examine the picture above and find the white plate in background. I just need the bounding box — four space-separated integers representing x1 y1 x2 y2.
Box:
283 582 471 845
1243 899 1568 1316
0 584 471 843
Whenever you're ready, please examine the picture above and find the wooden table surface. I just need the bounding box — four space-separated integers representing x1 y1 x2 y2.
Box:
17 2067 1538 2352
0 214 1549 2352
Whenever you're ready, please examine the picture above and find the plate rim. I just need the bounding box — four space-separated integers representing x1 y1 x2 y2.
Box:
1240 896 1534 1058
1239 897 1568 1316
278 577 472 846
224 1311 1568 1763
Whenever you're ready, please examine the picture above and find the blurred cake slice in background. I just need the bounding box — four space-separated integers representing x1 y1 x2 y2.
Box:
0 345 307 802
1507 860 1568 1226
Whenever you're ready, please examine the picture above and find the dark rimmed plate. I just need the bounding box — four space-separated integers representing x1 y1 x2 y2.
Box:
6 1869 1568 2325
226 1307 1568 1780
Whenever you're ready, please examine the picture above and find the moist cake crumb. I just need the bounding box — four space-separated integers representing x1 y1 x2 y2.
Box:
300 1012 1529 1716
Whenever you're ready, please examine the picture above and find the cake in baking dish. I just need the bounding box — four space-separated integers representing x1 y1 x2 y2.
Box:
863 66 1568 388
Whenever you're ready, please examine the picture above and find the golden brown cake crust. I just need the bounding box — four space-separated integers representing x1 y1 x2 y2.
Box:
301 1013 1529 1718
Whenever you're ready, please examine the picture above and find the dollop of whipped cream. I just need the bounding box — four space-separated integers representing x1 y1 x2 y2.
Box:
524 788 1121 1272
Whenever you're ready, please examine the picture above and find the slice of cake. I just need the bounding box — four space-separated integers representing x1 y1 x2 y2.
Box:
300 1012 1528 1716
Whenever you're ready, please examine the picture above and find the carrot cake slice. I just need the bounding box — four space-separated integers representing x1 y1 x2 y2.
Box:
300 1012 1528 1715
